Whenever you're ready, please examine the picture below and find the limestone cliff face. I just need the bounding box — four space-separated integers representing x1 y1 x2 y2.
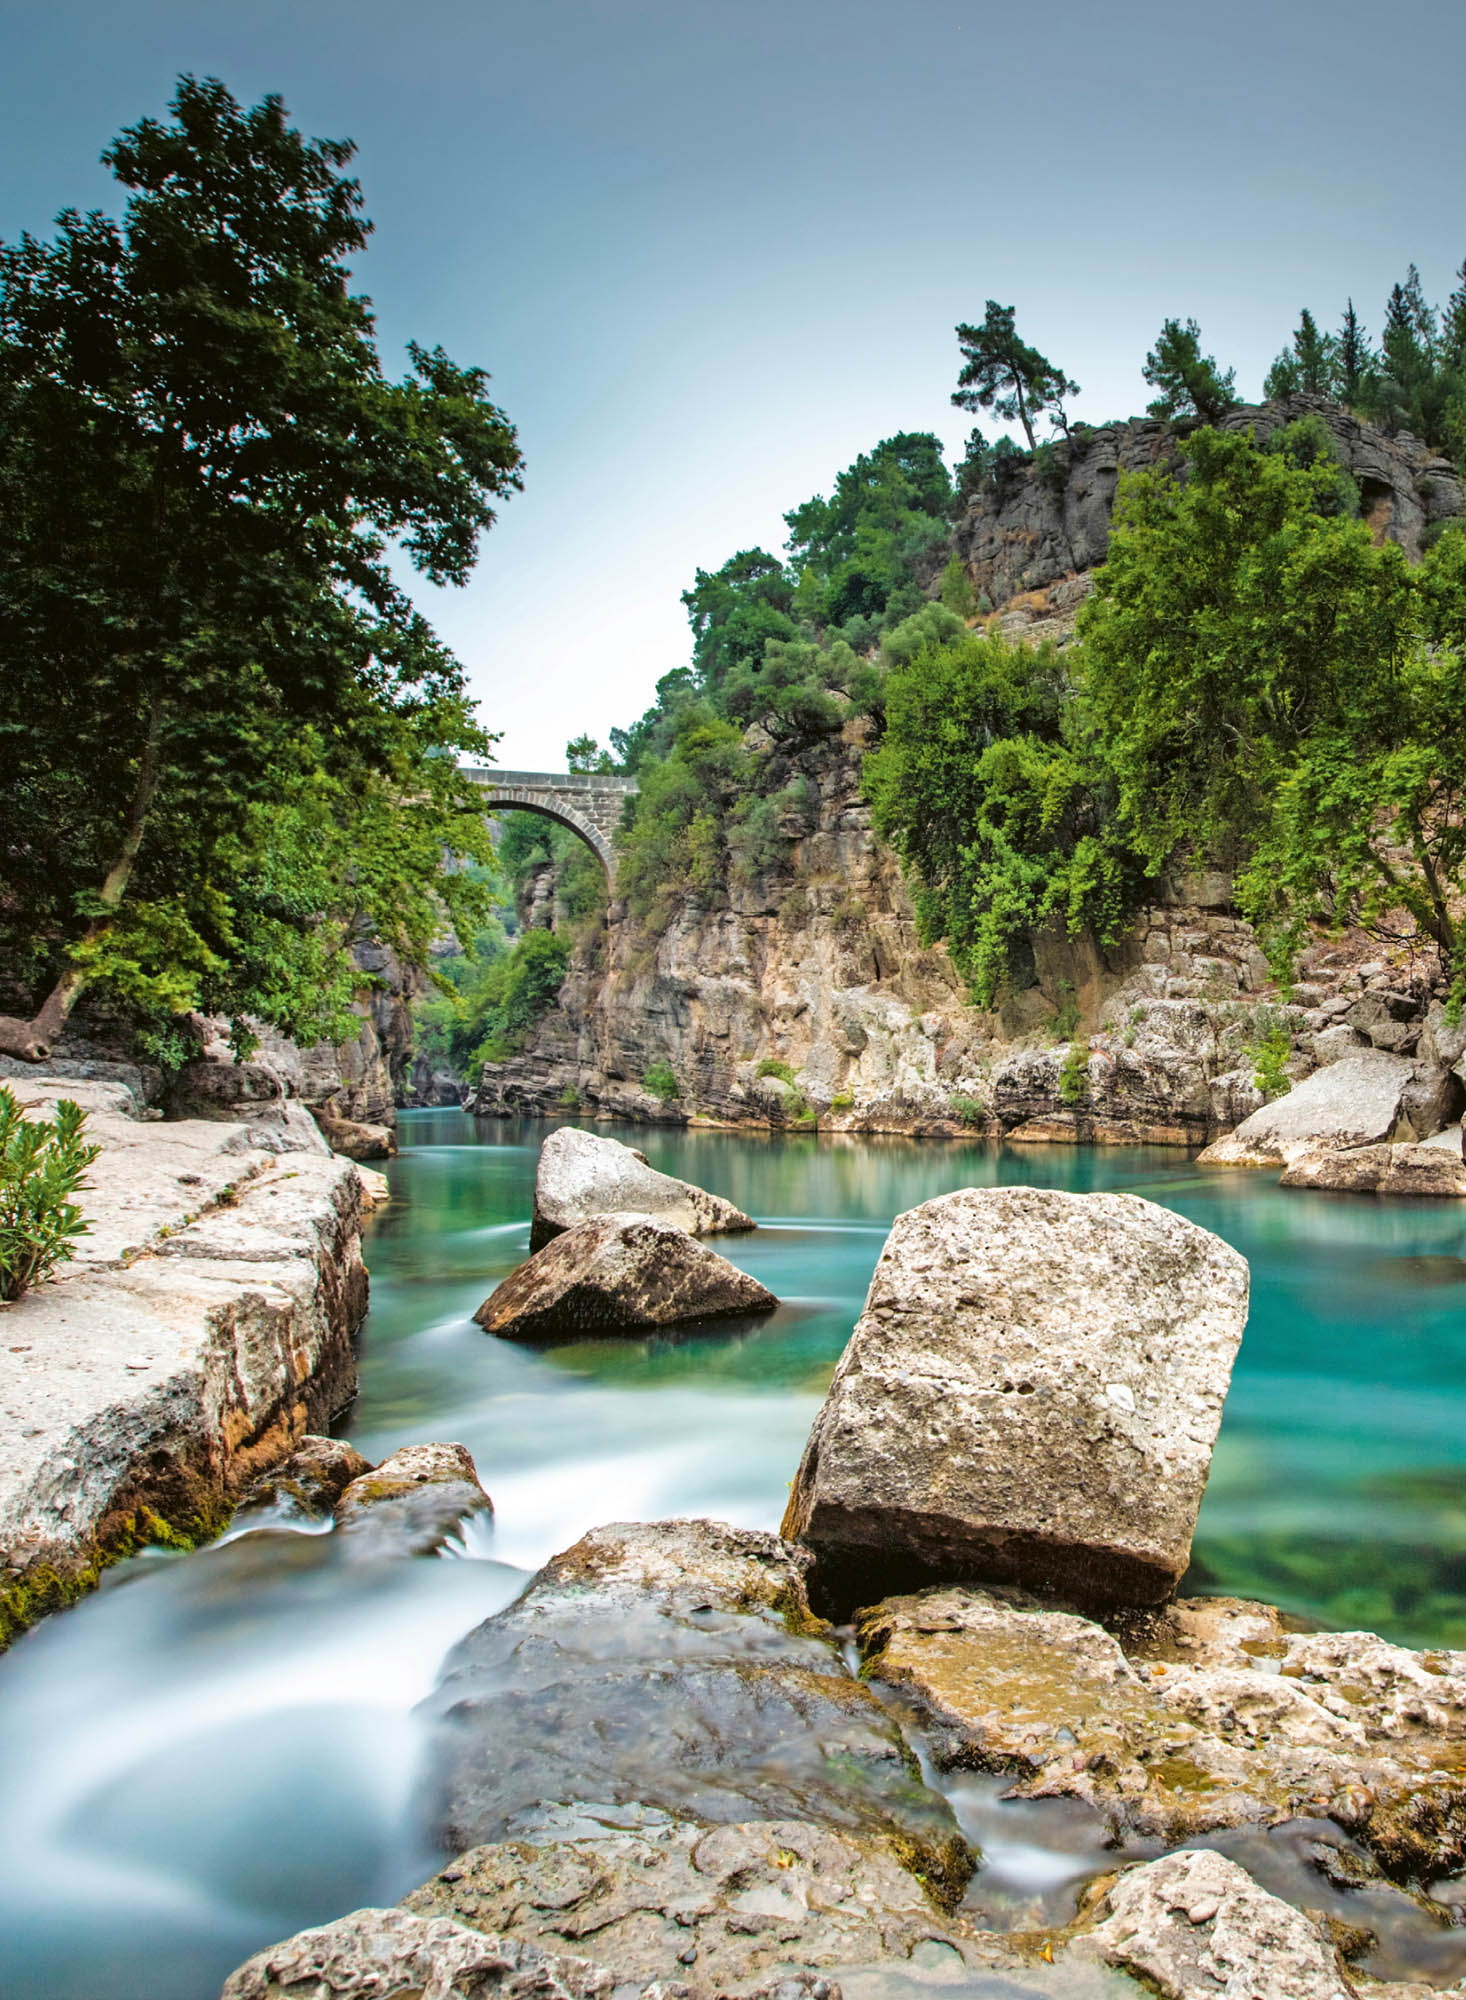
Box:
955 393 1462 610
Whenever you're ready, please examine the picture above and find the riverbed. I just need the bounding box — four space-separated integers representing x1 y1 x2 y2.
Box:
2 1110 1464 1999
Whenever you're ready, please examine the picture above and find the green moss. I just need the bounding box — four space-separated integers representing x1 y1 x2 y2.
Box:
0 1497 229 1652
755 1058 798 1085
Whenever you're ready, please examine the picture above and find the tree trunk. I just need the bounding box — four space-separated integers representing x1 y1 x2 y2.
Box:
0 691 165 1063
1012 372 1037 452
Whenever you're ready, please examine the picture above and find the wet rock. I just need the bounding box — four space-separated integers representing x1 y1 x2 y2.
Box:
1198 1053 1416 1168
782 1188 1248 1612
858 1584 1466 1882
334 1442 491 1558
241 1435 374 1517
475 1216 776 1341
312 1111 398 1161
405 1817 977 1997
1279 1144 1466 1198
424 1520 971 1895
1069 1848 1355 1999
221 1906 685 2000
530 1127 753 1250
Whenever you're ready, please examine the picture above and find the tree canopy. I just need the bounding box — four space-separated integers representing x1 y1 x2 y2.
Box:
952 303 1079 451
1141 317 1238 426
0 77 522 1061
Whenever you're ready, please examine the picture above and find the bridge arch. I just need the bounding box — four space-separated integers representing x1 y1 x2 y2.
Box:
464 768 638 891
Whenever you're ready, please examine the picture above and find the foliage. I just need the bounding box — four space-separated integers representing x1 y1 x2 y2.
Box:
642 1061 680 1102
755 1058 798 1085
0 1089 100 1300
470 929 571 1070
0 77 520 1062
952 302 1079 450
1244 1011 1294 1099
783 433 952 629
1141 317 1237 426
566 734 614 773
1264 308 1338 399
939 555 977 619
410 903 512 1078
1057 1041 1090 1107
947 1093 984 1127
864 627 1148 1003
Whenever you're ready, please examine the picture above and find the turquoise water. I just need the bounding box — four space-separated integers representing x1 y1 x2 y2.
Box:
2 1108 1464 2000
359 1110 1466 1644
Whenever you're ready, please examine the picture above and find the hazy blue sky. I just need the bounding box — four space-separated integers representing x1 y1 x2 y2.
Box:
3 0 1464 765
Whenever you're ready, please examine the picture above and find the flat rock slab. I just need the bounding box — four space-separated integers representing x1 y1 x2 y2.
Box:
858 1583 1466 1883
782 1188 1248 1611
475 1215 775 1341
1198 1053 1415 1168
1069 1849 1356 1999
334 1442 492 1558
531 1127 753 1250
423 1520 970 1896
1279 1142 1466 1197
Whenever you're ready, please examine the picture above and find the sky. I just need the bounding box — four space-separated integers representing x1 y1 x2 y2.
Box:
2 0 1465 767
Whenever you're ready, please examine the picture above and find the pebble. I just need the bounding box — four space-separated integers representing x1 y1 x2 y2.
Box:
125 1356 152 1370
1185 1898 1221 1925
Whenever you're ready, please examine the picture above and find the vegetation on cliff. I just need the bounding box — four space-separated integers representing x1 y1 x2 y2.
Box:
0 77 520 1065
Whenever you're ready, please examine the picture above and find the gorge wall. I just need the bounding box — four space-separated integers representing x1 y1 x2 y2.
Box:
476 396 1463 1146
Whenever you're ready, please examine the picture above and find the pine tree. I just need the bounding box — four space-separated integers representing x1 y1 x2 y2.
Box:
952 303 1079 451
1338 299 1370 401
1142 318 1237 427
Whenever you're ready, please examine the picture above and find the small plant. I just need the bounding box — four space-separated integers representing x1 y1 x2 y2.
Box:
1122 1027 1137 1048
1053 979 1080 1040
830 1093 854 1112
557 1085 581 1112
1244 1009 1293 1100
642 1061 680 1103
0 1088 101 1302
1058 1041 1090 1108
1128 1003 1149 1026
756 1058 798 1086
948 1094 986 1128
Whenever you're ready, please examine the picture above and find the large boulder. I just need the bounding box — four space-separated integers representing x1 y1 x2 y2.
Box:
312 1111 398 1161
475 1215 775 1341
781 1187 1248 1612
530 1127 752 1250
421 1520 971 1894
1278 1142 1466 1197
1198 1052 1415 1167
334 1442 492 1558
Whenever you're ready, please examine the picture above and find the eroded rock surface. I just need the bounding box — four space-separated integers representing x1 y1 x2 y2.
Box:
240 1435 374 1517
475 1216 775 1341
312 1111 399 1161
783 1189 1248 1612
1069 1848 1356 2000
530 1128 753 1249
334 1442 492 1558
1279 1143 1466 1197
858 1585 1466 1882
1199 1054 1416 1168
424 1521 970 1894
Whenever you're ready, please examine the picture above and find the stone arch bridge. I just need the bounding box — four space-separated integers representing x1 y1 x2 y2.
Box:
464 767 639 889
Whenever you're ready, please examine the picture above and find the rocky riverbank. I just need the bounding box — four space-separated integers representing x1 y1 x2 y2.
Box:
0 1076 370 1646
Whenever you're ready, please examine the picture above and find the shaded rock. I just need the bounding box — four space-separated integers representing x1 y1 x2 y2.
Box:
334 1442 491 1558
1346 989 1421 1055
423 1520 971 1895
1279 1144 1466 1198
857 1583 1466 1882
1420 1002 1466 1071
1398 1061 1465 1143
1069 1848 1354 2000
221 1906 686 2000
475 1216 775 1341
782 1188 1248 1612
313 1111 398 1161
1198 1054 1415 1168
241 1435 374 1517
405 1818 979 1997
1423 1121 1464 1156
530 1127 752 1250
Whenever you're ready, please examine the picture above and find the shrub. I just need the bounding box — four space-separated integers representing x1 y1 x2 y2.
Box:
468 928 571 1077
1058 1041 1091 1108
643 1061 680 1102
0 1088 101 1301
948 1094 985 1127
1053 980 1081 1039
1244 1009 1294 1099
756 1058 798 1085
830 1092 854 1111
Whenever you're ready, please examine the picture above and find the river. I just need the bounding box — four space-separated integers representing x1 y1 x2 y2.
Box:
2 1110 1465 1998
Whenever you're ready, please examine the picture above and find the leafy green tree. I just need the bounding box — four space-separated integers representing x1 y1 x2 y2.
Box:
1338 299 1372 401
471 928 572 1068
0 77 521 1062
566 734 614 773
681 550 797 695
952 303 1079 451
784 433 951 627
1141 317 1237 426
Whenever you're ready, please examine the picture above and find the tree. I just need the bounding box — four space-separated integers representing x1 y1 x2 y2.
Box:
0 78 524 1062
565 734 613 773
680 549 797 693
1264 307 1338 400
1337 299 1371 402
1141 317 1237 426
952 303 1079 452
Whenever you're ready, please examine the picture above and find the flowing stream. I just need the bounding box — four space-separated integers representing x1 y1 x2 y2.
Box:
3 1109 1466 1999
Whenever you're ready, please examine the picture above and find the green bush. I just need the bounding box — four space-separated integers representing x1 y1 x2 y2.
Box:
0 1088 101 1301
1058 1041 1091 1108
830 1092 854 1111
1245 1011 1294 1100
469 928 571 1075
948 1093 986 1127
642 1061 680 1102
755 1058 798 1085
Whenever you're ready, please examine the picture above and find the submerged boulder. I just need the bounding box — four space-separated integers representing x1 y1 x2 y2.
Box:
475 1214 776 1341
781 1187 1248 1611
334 1441 491 1558
531 1126 753 1249
1198 1052 1416 1167
422 1520 971 1894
